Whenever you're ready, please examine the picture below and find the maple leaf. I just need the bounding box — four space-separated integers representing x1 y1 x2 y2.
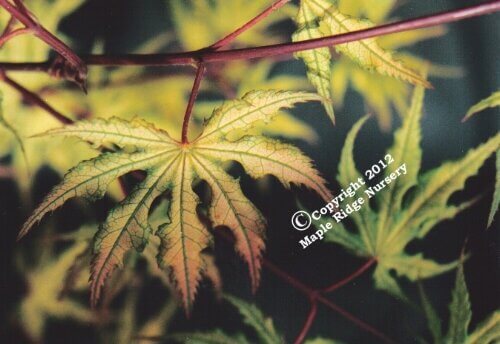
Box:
419 261 500 344
19 90 331 312
462 91 500 228
292 0 430 124
317 83 500 298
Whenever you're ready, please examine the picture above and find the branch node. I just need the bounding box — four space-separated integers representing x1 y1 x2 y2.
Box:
49 55 88 93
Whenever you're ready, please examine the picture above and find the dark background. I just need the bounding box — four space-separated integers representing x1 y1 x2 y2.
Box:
0 0 499 343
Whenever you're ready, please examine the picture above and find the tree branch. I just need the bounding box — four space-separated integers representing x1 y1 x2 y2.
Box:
0 1 498 71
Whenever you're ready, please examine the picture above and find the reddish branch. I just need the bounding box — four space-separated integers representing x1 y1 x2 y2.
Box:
0 1 496 72
294 301 318 344
263 259 392 344
0 1 497 71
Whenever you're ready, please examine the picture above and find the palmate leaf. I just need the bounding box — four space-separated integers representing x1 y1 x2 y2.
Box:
292 0 430 124
20 90 331 312
420 262 500 344
322 83 500 298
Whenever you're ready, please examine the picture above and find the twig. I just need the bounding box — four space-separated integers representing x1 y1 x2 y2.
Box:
181 63 206 143
209 0 291 50
1 1 498 70
0 27 31 47
322 258 376 293
0 72 73 124
294 300 318 344
263 260 396 344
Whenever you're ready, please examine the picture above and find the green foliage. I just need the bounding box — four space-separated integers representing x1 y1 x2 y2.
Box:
419 261 500 344
446 262 472 343
19 90 330 313
224 295 283 344
463 91 500 228
321 83 500 298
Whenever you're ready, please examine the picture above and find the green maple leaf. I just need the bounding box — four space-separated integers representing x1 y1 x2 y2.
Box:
19 90 331 312
419 261 500 344
319 82 500 298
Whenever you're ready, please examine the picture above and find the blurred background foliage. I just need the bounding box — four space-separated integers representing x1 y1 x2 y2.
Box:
0 0 498 343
